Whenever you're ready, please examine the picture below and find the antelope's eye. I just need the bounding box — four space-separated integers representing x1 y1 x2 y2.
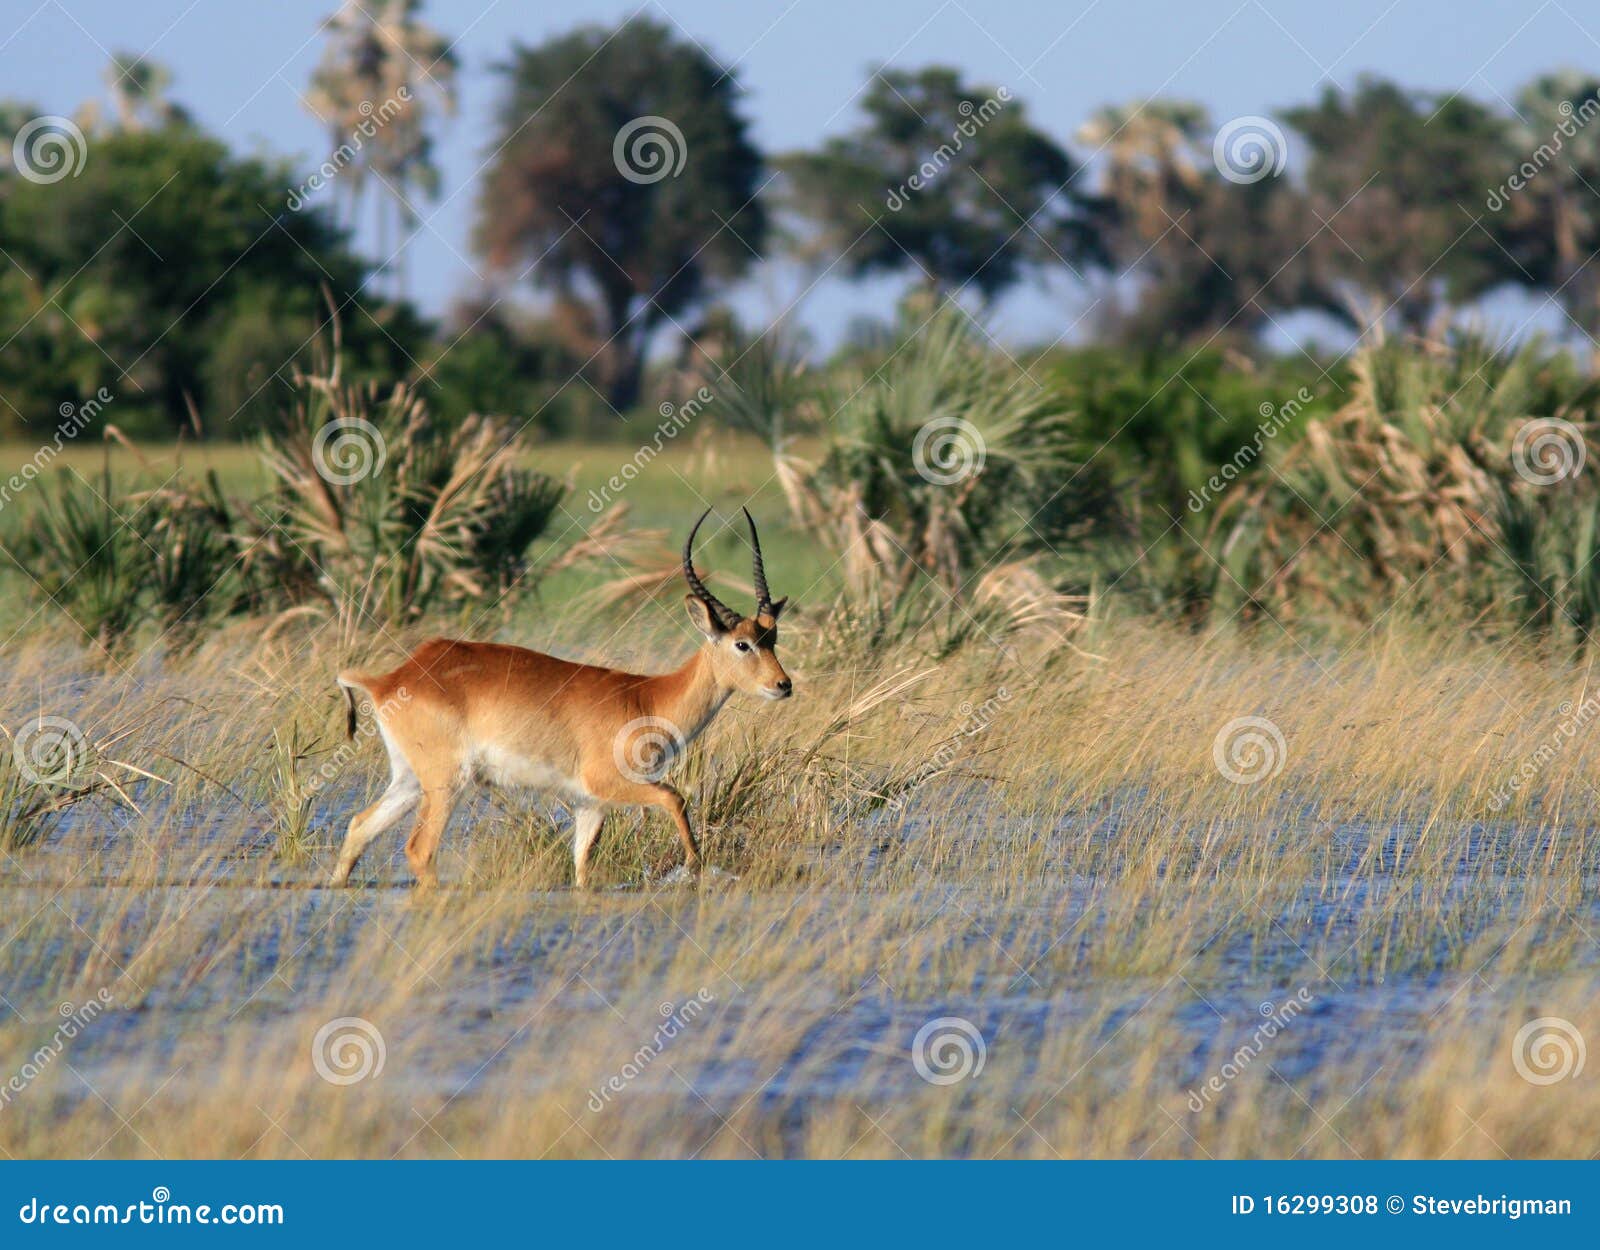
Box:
734 640 752 653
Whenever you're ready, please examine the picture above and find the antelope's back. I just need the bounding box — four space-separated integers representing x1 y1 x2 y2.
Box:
393 638 643 770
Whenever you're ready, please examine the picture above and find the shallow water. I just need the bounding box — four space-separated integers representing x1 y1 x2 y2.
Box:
2 778 1595 1157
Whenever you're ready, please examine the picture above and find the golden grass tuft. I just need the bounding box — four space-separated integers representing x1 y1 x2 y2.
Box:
0 604 1596 1158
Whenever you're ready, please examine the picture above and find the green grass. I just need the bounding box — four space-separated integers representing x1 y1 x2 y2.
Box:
0 435 834 644
2 369 1598 1159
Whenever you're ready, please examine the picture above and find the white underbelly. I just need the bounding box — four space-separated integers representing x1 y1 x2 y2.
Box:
471 745 584 797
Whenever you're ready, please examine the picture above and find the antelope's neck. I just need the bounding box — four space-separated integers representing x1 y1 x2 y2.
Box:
644 648 730 745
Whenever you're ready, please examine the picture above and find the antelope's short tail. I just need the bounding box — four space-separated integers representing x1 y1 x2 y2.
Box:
336 672 367 741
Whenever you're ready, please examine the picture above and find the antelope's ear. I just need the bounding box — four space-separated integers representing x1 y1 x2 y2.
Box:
766 596 788 621
685 595 727 639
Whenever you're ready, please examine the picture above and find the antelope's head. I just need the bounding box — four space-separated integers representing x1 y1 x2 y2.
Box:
683 508 792 701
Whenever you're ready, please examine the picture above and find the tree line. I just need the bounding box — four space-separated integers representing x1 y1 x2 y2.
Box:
1 3 1596 436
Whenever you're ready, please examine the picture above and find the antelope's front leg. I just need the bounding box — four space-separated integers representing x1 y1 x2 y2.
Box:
572 807 605 889
586 773 701 878
654 783 702 876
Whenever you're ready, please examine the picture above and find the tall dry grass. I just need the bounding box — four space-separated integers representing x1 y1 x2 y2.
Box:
0 604 1595 1158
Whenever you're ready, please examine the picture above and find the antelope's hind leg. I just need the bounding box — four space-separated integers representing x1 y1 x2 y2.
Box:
403 760 464 891
330 768 421 887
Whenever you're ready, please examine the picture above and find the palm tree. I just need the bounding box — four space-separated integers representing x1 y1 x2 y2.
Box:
1077 100 1211 236
102 54 189 131
70 53 189 134
305 0 458 297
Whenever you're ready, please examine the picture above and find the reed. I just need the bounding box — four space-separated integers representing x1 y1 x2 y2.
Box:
0 609 1594 1158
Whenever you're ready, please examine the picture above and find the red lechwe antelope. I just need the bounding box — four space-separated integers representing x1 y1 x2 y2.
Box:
329 509 791 889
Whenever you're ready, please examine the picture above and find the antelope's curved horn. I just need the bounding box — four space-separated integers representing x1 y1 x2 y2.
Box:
743 507 785 619
683 508 739 628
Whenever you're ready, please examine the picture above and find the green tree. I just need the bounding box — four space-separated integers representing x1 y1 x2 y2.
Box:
1282 78 1517 336
783 66 1104 302
0 125 421 436
1080 99 1327 346
475 17 766 412
422 300 585 435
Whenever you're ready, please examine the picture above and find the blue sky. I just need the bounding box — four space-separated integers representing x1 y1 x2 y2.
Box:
2 0 1591 349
